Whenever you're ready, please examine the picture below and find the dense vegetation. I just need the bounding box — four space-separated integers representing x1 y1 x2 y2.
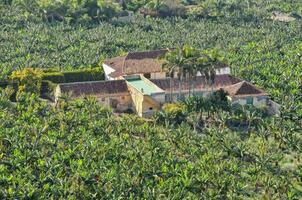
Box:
1 91 301 199
0 1 301 199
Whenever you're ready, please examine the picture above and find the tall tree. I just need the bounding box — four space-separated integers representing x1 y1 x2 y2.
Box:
162 46 186 101
196 49 226 94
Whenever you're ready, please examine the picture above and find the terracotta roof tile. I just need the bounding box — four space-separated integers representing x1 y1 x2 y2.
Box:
104 49 230 78
103 56 125 70
59 80 128 97
151 74 241 91
104 50 168 78
104 49 228 78
223 81 267 97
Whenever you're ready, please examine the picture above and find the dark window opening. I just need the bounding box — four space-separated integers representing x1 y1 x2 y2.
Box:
110 99 118 109
144 73 151 79
149 107 153 110
246 97 254 105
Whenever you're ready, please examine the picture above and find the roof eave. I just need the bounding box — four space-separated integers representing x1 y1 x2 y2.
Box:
230 93 268 98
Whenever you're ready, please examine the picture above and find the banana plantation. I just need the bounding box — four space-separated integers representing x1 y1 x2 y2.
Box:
0 1 302 199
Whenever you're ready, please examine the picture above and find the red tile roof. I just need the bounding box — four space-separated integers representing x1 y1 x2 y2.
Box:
104 49 229 78
151 74 241 92
223 81 267 97
57 75 267 100
103 50 168 78
58 80 128 97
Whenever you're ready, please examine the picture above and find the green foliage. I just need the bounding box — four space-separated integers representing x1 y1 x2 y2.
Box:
0 86 14 110
158 103 187 126
42 68 104 83
41 72 66 83
142 0 186 17
10 68 43 99
6 0 123 23
0 95 301 199
41 80 57 97
208 89 230 112
1 1 302 198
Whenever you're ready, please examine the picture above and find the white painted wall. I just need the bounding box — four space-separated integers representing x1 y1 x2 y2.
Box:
151 72 166 79
196 67 231 76
253 96 268 107
216 67 231 75
231 96 268 107
102 63 116 80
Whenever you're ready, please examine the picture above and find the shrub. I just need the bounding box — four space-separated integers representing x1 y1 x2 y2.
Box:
155 103 187 127
42 72 65 83
41 80 57 98
42 68 104 84
0 81 9 89
10 68 43 100
63 68 104 83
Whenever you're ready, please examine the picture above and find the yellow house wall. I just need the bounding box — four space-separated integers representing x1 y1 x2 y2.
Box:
56 84 132 111
127 82 162 117
142 95 161 117
97 93 132 111
128 85 144 116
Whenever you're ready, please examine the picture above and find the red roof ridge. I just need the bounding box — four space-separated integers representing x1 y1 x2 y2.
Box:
224 80 267 96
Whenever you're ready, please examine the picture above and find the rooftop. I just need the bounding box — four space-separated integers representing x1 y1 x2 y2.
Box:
104 49 229 78
223 81 267 97
150 74 241 92
58 80 128 97
57 75 267 99
127 78 163 95
104 49 168 78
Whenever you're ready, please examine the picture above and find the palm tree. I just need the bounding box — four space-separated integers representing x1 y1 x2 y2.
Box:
183 50 199 97
162 46 226 102
162 45 192 101
196 49 227 96
161 49 178 102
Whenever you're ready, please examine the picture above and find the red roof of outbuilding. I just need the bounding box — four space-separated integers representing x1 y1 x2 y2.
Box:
223 81 267 97
58 80 129 97
151 74 241 92
104 49 229 78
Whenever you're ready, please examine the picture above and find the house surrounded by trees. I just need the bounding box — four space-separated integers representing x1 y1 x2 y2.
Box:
55 48 270 117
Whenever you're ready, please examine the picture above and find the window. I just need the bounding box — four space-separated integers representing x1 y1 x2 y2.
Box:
246 97 254 105
101 97 105 102
110 99 118 109
149 107 153 110
121 96 125 100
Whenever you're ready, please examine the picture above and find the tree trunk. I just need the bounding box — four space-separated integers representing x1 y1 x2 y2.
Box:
188 74 191 97
192 78 195 96
170 75 173 102
179 76 182 100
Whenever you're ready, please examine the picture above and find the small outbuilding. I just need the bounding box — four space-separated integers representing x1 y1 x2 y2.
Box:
55 80 132 112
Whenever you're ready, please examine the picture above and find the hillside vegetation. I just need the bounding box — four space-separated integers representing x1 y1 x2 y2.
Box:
0 92 301 199
0 1 302 199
